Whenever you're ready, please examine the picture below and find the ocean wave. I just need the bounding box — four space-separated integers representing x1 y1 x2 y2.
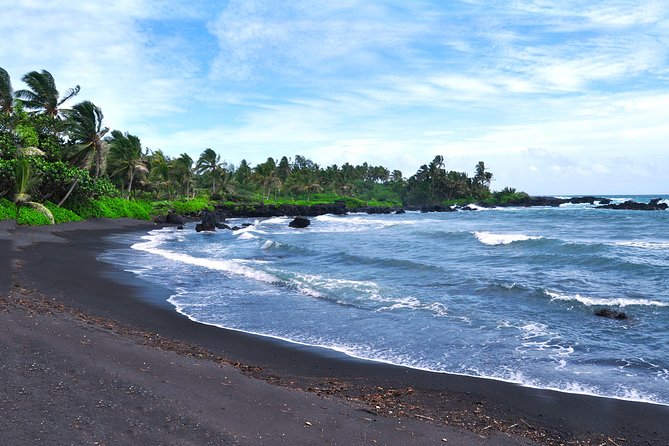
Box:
377 298 448 317
615 241 669 250
260 240 282 250
313 214 424 231
132 240 279 284
473 231 543 245
545 290 668 308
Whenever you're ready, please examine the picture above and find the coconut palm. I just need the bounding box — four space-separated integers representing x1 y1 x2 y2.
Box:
14 70 80 118
0 67 13 114
146 149 171 198
195 148 223 195
252 157 281 202
171 153 195 198
66 101 109 178
107 130 147 198
195 149 226 195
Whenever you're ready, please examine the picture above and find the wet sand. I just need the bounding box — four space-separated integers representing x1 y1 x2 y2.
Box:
1 218 667 445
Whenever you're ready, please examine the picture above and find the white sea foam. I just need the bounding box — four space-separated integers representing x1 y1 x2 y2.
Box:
465 203 487 211
545 290 669 308
237 232 257 240
615 241 669 250
313 214 423 232
258 216 290 225
133 238 279 284
473 231 543 245
260 240 281 250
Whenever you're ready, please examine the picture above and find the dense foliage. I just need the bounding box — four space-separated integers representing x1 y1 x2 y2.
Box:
0 67 521 225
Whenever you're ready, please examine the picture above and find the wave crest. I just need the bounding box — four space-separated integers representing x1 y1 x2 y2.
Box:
474 231 543 245
546 291 668 308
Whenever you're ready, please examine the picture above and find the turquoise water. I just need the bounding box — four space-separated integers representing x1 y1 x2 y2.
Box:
101 196 669 405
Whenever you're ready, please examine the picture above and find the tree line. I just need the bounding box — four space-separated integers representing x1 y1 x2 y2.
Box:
1 67 505 217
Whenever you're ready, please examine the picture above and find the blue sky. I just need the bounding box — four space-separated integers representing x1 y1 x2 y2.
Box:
2 0 668 194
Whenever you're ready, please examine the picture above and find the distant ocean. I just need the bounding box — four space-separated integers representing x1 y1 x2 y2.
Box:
101 195 669 405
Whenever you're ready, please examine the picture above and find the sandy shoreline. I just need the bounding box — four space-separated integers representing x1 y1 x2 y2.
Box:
2 218 667 445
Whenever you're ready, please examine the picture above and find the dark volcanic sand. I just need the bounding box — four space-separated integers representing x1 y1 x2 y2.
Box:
1 218 667 446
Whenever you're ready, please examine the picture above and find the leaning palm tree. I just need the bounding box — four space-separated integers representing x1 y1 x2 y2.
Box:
14 70 80 118
66 101 109 178
107 130 147 198
0 67 13 114
14 147 54 224
195 148 222 195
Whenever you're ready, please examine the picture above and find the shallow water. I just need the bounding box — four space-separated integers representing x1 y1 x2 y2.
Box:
100 196 669 405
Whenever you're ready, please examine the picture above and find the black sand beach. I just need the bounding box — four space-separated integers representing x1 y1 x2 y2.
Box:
2 219 668 445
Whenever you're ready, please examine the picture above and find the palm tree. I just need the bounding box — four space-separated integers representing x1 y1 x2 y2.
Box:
171 153 195 198
252 157 281 203
195 148 223 195
14 70 80 118
0 67 13 114
66 101 109 178
146 149 171 198
13 147 54 224
107 130 147 198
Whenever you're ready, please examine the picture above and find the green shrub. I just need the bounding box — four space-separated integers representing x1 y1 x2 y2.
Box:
0 198 16 220
17 206 51 226
67 197 151 220
170 197 212 215
44 201 82 224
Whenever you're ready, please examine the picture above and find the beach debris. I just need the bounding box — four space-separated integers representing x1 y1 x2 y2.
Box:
594 308 629 320
415 414 434 421
304 421 312 426
289 217 310 228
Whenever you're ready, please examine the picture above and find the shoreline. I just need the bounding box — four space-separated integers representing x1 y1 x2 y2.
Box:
3 218 669 445
167 293 668 409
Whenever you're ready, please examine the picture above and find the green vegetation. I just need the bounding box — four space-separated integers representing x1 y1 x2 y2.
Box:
0 66 524 226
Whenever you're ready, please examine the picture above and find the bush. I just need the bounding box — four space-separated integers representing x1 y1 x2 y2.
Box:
17 206 51 226
67 197 152 220
44 201 82 224
0 198 16 220
170 197 212 215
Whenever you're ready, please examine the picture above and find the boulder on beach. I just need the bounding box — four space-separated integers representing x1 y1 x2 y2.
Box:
165 211 185 225
195 211 217 232
289 217 310 228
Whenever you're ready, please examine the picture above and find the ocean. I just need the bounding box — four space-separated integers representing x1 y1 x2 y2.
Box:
100 196 669 405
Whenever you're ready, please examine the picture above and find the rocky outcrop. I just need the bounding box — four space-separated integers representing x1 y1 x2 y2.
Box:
166 210 185 224
598 198 668 211
420 205 456 213
594 308 629 320
195 211 217 232
215 203 347 219
289 217 310 228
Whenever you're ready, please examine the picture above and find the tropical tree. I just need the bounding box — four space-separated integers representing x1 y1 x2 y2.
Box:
474 161 493 188
252 157 281 202
13 147 54 224
0 67 13 114
146 149 170 197
14 70 80 118
107 130 147 198
65 101 109 178
196 148 224 195
171 153 195 198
